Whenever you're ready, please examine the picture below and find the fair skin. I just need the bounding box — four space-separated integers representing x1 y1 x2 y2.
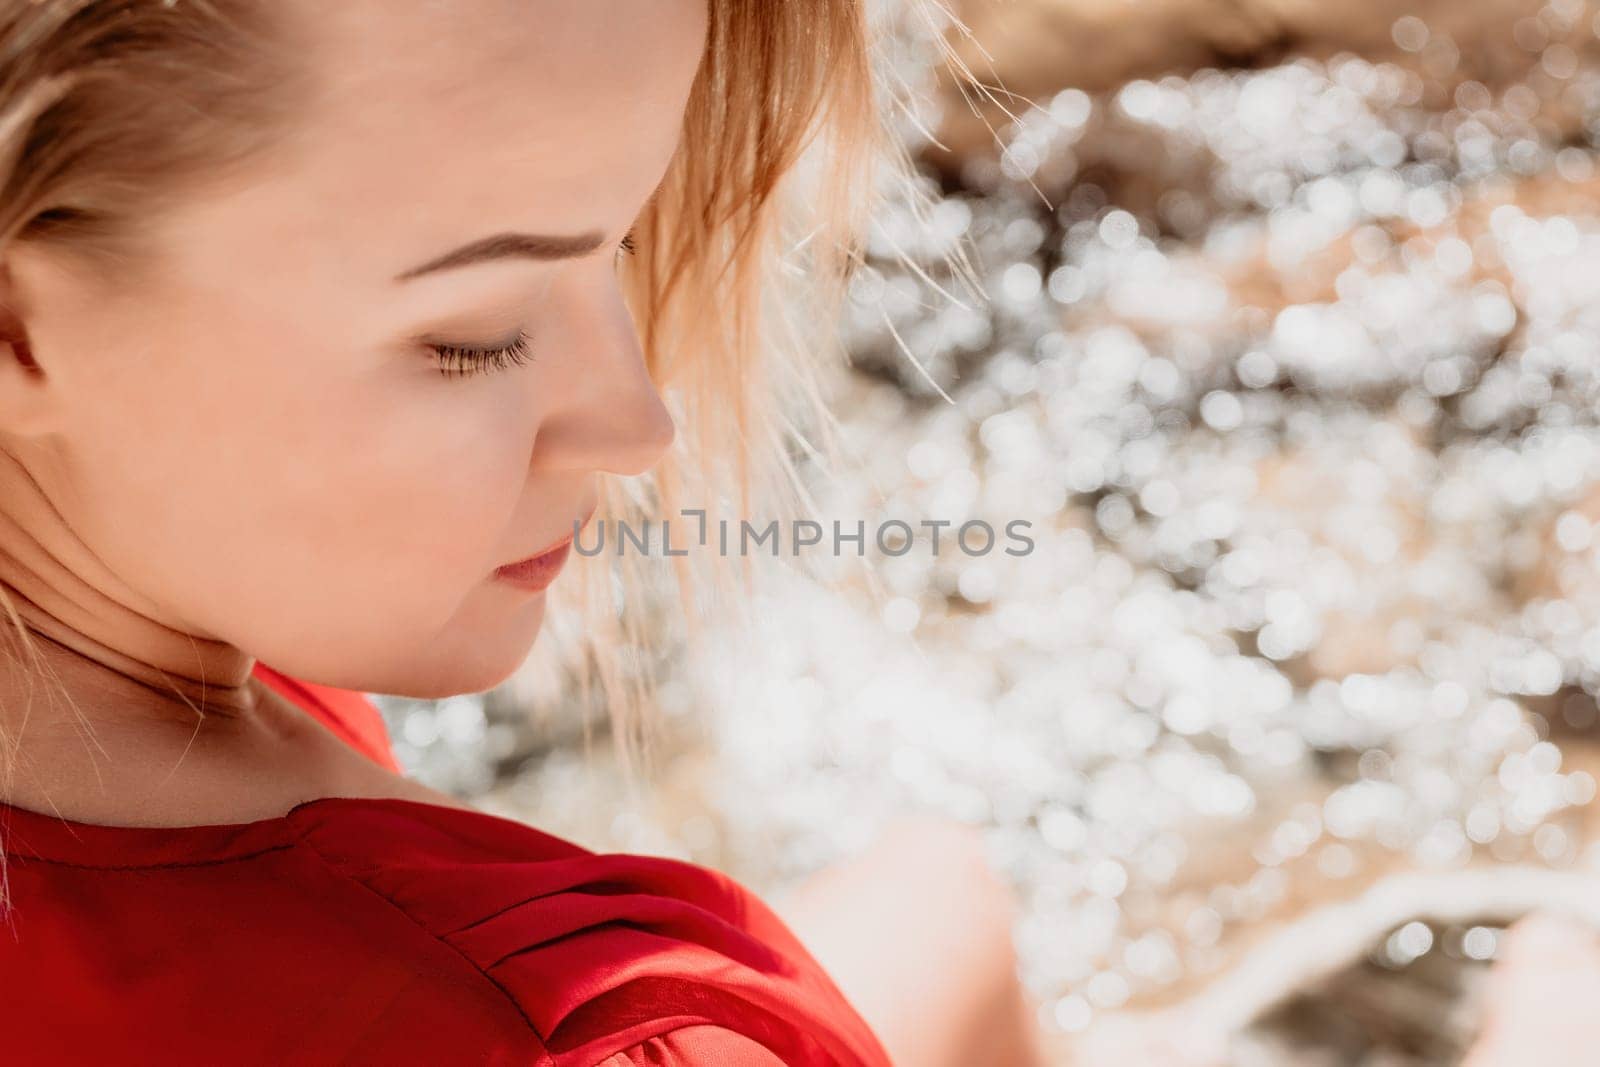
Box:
0 3 1045 1065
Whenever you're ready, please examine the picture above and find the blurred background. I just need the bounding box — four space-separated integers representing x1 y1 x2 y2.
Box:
373 1 1600 1063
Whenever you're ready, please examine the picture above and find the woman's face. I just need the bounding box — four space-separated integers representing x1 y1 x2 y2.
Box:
0 0 706 697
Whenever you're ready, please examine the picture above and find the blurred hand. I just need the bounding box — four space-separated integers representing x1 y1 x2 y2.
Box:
1462 912 1600 1067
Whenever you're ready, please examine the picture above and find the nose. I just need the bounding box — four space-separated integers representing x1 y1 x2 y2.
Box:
529 272 677 478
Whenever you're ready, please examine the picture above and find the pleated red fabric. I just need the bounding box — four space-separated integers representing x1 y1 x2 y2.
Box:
0 671 893 1066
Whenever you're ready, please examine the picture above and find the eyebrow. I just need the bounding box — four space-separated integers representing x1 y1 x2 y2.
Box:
394 230 607 282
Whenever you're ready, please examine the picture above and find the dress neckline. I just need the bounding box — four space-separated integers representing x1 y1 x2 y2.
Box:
0 793 517 867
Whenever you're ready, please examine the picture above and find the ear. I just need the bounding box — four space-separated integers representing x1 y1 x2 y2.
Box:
0 252 65 440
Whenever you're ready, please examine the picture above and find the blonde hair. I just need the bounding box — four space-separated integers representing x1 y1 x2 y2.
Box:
0 0 953 785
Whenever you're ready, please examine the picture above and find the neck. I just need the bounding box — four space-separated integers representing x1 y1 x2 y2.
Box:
1 596 257 722
0 441 256 723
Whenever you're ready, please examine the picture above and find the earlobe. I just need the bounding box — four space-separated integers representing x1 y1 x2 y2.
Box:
0 259 60 439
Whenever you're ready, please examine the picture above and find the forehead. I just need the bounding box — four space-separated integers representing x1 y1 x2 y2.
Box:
293 0 707 174
140 0 707 294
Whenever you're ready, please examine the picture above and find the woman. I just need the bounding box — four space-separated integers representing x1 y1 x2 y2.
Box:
0 1 1043 1064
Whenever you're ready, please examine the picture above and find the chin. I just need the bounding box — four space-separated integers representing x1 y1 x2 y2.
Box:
366 659 521 701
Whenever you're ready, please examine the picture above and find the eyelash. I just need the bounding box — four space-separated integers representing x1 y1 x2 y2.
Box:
431 330 536 379
429 230 639 379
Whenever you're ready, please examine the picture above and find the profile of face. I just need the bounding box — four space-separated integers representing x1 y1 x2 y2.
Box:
0 0 703 699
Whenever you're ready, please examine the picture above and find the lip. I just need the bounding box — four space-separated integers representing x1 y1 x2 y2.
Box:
493 506 596 593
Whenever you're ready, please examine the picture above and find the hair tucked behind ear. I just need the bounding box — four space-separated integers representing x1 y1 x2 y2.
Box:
0 1 308 275
0 0 960 790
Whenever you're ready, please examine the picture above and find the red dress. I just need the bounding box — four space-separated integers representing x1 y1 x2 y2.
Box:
0 664 894 1066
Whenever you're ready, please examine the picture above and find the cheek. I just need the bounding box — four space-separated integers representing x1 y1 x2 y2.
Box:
300 385 535 591
57 331 535 640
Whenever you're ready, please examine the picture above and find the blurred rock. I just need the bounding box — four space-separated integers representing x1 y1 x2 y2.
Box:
933 0 1568 164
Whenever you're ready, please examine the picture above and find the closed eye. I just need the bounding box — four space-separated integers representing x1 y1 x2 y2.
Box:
431 229 636 379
